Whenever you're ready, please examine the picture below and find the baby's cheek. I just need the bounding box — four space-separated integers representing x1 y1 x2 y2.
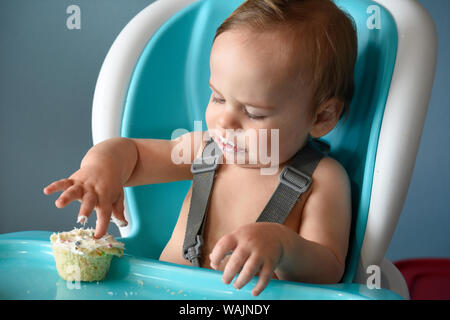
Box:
205 102 216 126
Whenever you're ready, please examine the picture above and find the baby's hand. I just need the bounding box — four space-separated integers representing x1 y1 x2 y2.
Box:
43 165 128 238
209 222 285 296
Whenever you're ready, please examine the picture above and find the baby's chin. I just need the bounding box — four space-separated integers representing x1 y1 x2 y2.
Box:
224 162 282 176
220 151 282 173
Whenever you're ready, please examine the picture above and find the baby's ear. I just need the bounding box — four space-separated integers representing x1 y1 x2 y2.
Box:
309 97 344 138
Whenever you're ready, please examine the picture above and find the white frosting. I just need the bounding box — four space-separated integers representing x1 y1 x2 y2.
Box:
50 228 124 256
77 215 88 226
110 216 127 228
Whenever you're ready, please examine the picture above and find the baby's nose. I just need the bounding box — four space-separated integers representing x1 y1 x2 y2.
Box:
218 108 241 130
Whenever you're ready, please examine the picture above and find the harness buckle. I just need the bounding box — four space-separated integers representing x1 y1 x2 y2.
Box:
190 156 220 174
183 235 203 267
279 165 312 193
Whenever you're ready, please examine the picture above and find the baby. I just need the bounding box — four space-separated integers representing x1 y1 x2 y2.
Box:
43 0 357 296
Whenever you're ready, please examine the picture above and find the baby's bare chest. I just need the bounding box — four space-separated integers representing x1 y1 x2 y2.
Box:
161 164 306 267
203 168 280 242
201 166 304 259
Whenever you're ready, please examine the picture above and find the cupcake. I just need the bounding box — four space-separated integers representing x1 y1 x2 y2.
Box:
50 228 124 282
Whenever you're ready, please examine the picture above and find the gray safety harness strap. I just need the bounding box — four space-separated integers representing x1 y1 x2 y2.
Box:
182 138 222 266
182 137 328 267
256 140 328 223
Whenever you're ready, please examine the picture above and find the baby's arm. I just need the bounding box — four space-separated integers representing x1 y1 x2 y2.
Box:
124 133 197 186
43 132 201 238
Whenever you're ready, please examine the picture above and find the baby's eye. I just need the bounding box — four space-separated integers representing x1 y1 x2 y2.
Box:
212 96 225 104
246 112 266 120
243 106 267 120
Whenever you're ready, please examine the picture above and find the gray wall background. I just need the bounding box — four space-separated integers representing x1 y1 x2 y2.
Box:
0 0 448 262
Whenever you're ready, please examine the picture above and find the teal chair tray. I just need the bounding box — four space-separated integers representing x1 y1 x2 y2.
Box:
0 231 401 300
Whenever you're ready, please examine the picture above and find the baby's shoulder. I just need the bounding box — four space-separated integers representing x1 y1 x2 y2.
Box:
311 156 350 193
314 156 347 175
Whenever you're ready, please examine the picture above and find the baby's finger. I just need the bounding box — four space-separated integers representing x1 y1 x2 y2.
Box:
76 192 97 225
111 190 128 227
43 179 73 195
55 184 83 208
209 235 237 270
251 262 275 296
94 204 112 239
222 249 250 285
233 255 262 290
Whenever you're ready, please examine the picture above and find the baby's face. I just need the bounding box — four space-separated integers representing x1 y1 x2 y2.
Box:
206 29 316 168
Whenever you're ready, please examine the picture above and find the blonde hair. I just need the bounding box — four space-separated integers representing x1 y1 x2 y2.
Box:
214 0 357 117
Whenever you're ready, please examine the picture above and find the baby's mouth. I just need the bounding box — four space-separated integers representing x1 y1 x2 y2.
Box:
215 135 246 154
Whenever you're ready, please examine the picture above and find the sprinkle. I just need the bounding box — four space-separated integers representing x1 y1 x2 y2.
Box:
75 241 81 246
108 244 112 248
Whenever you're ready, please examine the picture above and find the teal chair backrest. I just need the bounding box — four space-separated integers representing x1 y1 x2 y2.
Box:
120 0 398 283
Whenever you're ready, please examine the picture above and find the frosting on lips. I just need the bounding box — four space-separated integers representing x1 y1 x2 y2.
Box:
50 228 124 257
215 135 246 153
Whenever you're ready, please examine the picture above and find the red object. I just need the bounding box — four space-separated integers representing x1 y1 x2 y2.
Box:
394 258 450 300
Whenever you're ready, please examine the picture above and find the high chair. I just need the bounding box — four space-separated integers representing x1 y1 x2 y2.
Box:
0 0 437 299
